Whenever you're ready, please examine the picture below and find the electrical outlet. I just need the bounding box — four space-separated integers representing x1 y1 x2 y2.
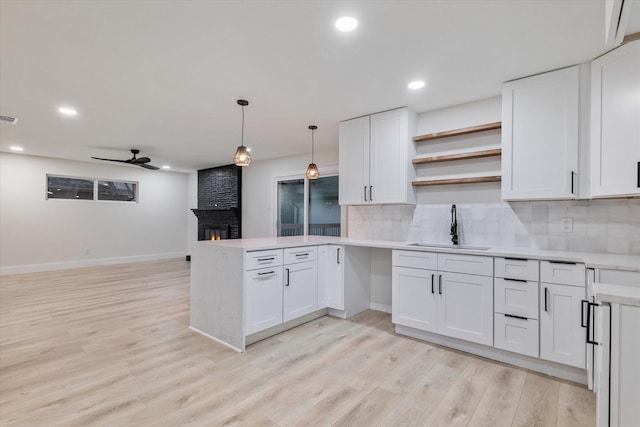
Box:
84 248 91 255
560 217 573 233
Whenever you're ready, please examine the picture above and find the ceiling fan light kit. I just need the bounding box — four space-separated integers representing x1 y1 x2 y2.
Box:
306 125 319 180
233 99 252 167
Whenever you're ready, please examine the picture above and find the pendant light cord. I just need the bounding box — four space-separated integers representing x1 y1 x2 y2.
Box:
311 128 314 163
241 105 245 148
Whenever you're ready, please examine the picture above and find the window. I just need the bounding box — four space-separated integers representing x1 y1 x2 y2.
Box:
47 176 94 200
98 180 137 201
46 175 138 202
275 171 340 237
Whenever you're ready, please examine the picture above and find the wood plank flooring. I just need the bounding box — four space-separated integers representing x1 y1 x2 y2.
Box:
0 259 595 426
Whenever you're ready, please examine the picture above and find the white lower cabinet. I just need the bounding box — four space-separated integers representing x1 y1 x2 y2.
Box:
283 260 318 323
392 250 493 347
245 267 283 335
540 282 586 368
318 245 344 311
494 313 539 358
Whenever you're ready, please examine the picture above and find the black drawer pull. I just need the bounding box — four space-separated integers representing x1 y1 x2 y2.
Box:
257 270 275 276
504 257 528 262
295 253 310 257
504 314 528 320
257 257 275 262
548 260 577 265
503 278 527 283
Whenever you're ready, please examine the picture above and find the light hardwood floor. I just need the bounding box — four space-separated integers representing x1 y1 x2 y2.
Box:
0 259 595 426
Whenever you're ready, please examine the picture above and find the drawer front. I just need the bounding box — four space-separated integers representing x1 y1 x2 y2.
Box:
283 246 318 264
392 250 438 270
495 257 539 281
541 261 586 287
494 278 539 319
494 313 539 358
245 249 283 271
437 253 493 276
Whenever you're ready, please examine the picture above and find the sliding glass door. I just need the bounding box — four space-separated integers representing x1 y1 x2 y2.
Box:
276 174 340 237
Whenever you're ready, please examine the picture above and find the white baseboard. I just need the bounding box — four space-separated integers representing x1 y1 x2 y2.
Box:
396 325 588 385
0 252 186 276
189 326 243 353
369 302 392 314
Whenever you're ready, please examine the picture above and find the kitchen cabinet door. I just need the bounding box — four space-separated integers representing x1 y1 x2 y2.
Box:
540 283 586 368
437 272 493 346
318 245 344 311
502 66 580 200
283 261 318 322
369 108 415 204
392 266 438 332
338 116 369 205
245 267 283 335
591 40 640 198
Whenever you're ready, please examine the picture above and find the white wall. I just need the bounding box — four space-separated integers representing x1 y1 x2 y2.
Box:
0 153 189 274
241 148 339 238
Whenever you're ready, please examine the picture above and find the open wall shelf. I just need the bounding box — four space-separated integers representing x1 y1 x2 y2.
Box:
411 121 502 187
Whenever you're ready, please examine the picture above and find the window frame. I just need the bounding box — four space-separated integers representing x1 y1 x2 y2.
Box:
46 174 139 203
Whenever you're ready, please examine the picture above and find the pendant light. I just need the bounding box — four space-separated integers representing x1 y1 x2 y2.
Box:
233 99 252 166
306 125 319 179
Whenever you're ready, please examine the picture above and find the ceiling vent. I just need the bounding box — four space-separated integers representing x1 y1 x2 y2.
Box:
0 115 19 124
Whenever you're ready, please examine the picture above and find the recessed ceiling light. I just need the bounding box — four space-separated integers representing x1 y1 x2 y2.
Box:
162 165 171 170
9 145 23 151
408 80 426 90
335 16 358 32
58 106 78 116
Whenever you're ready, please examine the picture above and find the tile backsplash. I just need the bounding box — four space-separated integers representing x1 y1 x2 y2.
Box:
348 199 640 255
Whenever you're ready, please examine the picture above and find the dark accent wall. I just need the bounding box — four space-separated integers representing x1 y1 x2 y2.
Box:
192 164 242 239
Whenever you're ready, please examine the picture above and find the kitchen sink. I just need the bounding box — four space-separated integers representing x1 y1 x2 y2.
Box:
407 242 491 251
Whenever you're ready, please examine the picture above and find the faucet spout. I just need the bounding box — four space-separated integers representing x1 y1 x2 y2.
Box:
450 204 459 245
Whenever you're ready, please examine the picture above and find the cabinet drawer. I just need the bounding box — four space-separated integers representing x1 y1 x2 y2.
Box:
541 261 585 287
495 278 539 319
437 253 493 276
245 249 283 271
392 250 438 270
494 313 539 358
495 257 539 281
283 246 317 264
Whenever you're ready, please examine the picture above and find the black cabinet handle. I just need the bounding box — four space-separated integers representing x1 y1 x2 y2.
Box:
285 268 290 286
504 313 528 320
295 253 310 257
438 275 442 295
637 161 639 188
503 278 527 283
431 274 435 294
504 257 527 262
336 248 340 264
257 270 275 276
571 171 576 194
586 302 600 345
257 257 275 262
548 260 577 265
581 300 588 327
544 287 549 312
369 186 373 202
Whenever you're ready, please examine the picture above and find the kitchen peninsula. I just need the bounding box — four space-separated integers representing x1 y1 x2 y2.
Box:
191 236 640 384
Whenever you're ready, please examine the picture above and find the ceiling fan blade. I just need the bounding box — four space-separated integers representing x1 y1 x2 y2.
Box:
91 157 129 164
133 157 151 164
139 163 160 170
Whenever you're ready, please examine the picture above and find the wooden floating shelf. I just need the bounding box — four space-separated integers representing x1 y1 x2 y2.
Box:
413 148 502 165
412 175 502 186
413 121 502 142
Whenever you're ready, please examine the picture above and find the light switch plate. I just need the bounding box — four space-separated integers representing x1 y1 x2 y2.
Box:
560 217 573 233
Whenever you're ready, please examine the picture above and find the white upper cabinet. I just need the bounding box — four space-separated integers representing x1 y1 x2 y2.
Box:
590 41 640 198
339 108 416 205
502 66 580 200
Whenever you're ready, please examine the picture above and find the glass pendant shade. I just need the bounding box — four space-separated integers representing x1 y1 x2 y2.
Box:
233 145 251 166
306 162 319 179
306 125 319 179
233 99 252 167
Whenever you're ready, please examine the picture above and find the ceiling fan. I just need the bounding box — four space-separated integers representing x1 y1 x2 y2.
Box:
91 149 160 170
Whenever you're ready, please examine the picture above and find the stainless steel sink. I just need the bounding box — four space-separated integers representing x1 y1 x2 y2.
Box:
407 242 490 250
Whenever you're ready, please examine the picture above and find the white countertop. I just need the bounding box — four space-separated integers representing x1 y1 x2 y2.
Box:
593 282 640 307
194 236 640 273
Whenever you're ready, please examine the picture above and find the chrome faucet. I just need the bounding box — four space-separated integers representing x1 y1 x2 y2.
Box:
450 204 459 245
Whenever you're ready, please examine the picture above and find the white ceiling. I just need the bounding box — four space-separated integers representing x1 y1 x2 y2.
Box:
0 0 635 172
